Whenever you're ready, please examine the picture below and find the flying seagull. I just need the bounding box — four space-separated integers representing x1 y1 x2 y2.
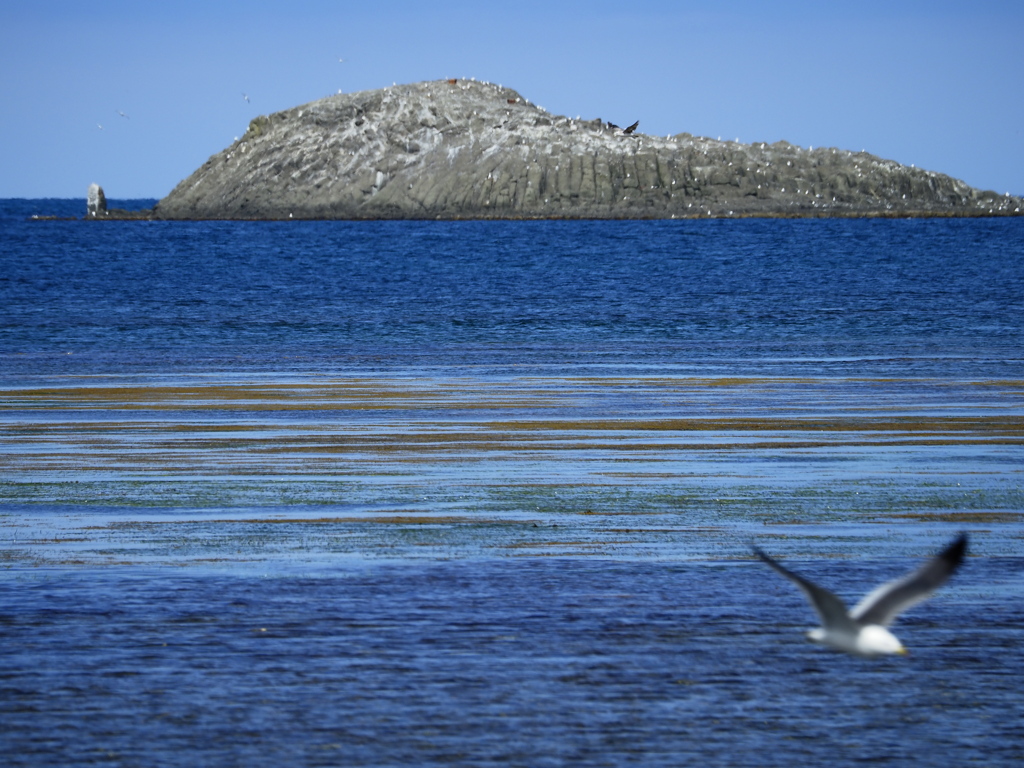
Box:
752 533 968 657
623 120 639 135
242 92 250 103
116 110 129 119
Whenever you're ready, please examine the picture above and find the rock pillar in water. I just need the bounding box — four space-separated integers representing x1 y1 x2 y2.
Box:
87 183 107 217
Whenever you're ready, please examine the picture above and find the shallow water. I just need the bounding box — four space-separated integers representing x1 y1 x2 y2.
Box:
2 373 1022 569
2 205 1023 764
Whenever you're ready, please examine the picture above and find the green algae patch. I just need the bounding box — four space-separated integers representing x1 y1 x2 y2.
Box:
484 415 1024 436
875 510 1024 524
188 515 534 527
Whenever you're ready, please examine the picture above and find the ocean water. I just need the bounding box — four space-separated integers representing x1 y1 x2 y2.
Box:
1 199 1023 765
4 200 1023 380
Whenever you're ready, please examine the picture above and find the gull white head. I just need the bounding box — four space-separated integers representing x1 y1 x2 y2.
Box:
856 625 907 656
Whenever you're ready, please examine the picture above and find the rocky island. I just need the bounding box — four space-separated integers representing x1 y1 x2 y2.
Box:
144 79 1020 219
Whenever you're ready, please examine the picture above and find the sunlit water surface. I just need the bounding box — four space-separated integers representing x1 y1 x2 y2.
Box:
1 201 1022 764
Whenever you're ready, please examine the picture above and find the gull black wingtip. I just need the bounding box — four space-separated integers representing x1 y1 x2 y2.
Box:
942 531 969 567
750 544 790 575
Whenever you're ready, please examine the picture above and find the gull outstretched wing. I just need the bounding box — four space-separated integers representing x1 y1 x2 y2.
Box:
753 546 859 634
850 533 968 627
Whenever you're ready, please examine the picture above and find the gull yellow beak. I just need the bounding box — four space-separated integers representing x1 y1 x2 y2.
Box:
896 647 909 656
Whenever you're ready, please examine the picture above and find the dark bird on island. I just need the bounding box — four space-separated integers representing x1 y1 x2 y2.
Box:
752 533 968 657
623 120 639 134
606 121 619 130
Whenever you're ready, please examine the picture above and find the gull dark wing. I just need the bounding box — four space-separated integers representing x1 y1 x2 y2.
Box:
623 120 639 134
752 546 858 633
851 533 968 627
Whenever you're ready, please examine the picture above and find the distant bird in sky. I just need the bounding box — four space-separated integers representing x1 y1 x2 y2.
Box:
242 93 250 103
116 110 129 119
752 533 968 657
338 57 345 63
623 120 639 135
97 123 104 130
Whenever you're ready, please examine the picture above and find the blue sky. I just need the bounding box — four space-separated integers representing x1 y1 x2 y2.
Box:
2 1 1022 199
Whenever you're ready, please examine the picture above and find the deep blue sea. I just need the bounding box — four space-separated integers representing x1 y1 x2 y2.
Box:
2 199 1023 765
4 199 1023 380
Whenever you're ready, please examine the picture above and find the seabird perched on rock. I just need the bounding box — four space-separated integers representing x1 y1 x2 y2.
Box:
752 533 968 657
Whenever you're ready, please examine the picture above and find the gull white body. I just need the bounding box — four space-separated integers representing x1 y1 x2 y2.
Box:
754 534 968 657
807 623 905 657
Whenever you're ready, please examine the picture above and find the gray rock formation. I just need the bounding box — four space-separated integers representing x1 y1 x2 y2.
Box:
87 183 107 217
154 79 1022 220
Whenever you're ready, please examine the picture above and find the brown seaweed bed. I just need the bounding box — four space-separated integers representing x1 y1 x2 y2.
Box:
2 373 1022 570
